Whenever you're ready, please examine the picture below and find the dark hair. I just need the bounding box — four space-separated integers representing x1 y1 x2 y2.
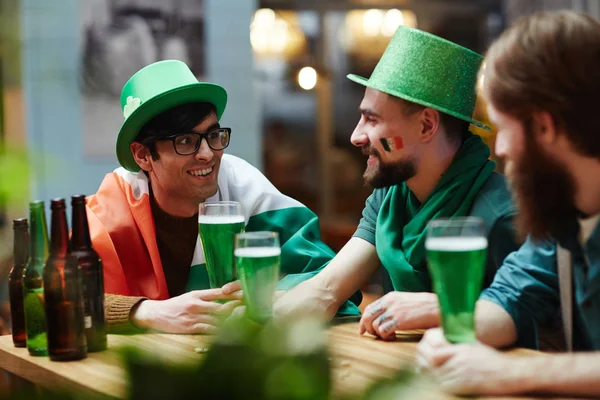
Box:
400 100 470 143
482 11 600 157
134 102 216 159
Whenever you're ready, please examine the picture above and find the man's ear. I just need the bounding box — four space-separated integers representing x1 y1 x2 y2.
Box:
130 142 153 172
419 108 440 143
532 111 558 146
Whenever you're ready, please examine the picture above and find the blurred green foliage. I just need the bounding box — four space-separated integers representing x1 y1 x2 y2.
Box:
0 144 66 208
126 316 331 400
0 144 32 206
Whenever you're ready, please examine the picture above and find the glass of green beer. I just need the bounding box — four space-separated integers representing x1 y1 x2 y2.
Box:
425 217 487 343
234 231 281 322
199 201 245 288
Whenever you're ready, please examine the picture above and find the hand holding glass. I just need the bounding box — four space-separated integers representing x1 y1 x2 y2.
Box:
235 231 281 322
425 217 487 343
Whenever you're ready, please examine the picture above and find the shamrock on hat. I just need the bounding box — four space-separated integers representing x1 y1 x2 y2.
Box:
123 96 141 119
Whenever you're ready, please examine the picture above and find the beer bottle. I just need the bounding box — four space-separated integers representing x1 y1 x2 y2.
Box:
44 199 87 361
23 201 49 356
70 195 106 352
8 218 29 347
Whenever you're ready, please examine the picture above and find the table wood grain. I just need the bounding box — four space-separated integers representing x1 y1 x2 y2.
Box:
0 323 561 399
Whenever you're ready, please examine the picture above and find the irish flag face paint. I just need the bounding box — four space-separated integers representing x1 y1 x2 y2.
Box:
380 136 404 153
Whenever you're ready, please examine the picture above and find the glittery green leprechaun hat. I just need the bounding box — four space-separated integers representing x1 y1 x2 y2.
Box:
347 25 490 131
116 60 228 172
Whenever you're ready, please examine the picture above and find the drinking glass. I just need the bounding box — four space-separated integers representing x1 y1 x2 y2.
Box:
234 231 281 322
426 217 487 343
199 201 245 288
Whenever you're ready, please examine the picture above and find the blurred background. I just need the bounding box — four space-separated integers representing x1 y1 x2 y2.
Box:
0 0 599 315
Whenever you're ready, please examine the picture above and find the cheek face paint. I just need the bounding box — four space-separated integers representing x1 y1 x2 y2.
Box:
379 136 404 153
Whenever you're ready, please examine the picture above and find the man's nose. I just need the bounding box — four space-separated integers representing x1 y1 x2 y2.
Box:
495 131 508 158
194 138 214 160
350 124 369 147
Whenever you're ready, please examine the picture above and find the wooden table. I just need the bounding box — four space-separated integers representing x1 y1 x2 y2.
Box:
0 323 553 399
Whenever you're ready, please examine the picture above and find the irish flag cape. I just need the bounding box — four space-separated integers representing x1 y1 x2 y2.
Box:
87 154 360 315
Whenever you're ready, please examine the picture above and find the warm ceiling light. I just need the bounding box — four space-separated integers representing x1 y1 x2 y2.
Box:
250 26 269 53
252 8 276 29
270 19 289 52
363 9 384 37
382 9 404 36
298 66 317 90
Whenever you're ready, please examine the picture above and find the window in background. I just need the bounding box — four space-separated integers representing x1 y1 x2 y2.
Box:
252 9 321 213
81 0 205 157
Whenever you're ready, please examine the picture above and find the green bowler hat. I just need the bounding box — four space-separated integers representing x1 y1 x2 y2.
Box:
348 26 489 131
116 60 228 172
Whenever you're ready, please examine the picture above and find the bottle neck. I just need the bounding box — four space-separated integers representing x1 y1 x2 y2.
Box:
29 208 49 264
71 201 92 250
13 226 29 266
50 207 69 256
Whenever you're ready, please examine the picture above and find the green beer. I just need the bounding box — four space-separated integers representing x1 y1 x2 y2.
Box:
235 246 281 322
199 215 245 288
23 288 47 354
23 201 50 356
426 236 487 343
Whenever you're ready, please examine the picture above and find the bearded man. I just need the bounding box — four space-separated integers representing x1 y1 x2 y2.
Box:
417 11 600 397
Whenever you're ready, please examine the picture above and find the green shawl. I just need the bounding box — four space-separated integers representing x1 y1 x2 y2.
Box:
375 133 495 292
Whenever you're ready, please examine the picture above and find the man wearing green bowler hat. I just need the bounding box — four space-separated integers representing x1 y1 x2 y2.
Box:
275 25 519 333
86 60 359 334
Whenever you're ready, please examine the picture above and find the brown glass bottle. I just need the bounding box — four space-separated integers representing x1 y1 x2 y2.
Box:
70 195 106 352
43 199 87 361
9 218 29 347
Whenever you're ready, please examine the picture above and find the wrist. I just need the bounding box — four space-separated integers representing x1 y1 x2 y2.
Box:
316 275 343 309
506 355 544 394
130 299 154 329
422 292 441 326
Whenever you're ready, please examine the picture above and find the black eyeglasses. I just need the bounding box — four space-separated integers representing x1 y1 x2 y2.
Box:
157 128 232 155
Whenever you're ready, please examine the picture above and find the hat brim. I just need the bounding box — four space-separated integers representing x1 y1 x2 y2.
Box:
347 74 491 132
116 82 228 172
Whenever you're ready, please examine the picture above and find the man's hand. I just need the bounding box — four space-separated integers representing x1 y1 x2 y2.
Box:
220 280 242 297
222 279 286 302
359 292 439 340
131 288 243 334
222 280 285 320
416 328 533 396
273 279 339 322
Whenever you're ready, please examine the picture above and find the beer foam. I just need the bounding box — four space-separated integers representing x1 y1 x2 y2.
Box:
425 237 488 251
234 247 282 258
198 215 245 224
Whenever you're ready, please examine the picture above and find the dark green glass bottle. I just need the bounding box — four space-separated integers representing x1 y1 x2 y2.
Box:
23 201 49 356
